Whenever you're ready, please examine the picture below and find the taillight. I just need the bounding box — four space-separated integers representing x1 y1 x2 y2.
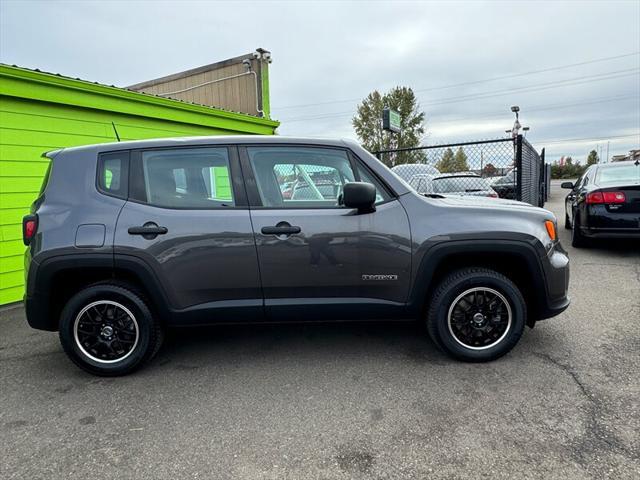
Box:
586 190 626 204
22 215 38 245
602 191 626 203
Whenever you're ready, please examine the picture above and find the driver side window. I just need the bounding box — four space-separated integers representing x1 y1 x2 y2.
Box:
247 146 356 208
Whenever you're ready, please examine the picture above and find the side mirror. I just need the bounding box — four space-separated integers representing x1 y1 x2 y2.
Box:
561 182 574 189
343 182 376 213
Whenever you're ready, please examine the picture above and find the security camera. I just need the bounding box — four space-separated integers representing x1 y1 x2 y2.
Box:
252 51 260 59
511 106 520 113
242 59 252 70
263 52 271 60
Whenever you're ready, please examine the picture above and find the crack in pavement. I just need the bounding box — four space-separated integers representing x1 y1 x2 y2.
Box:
534 352 639 473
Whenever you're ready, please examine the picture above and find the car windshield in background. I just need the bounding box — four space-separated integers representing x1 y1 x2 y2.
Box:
432 176 490 193
596 164 640 184
391 164 439 181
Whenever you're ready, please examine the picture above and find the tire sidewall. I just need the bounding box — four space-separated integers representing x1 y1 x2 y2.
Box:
432 273 525 361
59 285 153 375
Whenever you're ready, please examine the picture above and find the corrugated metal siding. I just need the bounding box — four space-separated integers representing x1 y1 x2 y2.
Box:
0 65 278 305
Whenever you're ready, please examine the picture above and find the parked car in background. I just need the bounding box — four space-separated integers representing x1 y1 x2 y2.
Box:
491 170 517 199
409 173 499 198
407 173 435 195
391 163 439 182
23 136 569 375
562 160 640 247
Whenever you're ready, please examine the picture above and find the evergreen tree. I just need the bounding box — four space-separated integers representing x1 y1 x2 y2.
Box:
436 148 456 173
454 147 470 171
352 87 426 166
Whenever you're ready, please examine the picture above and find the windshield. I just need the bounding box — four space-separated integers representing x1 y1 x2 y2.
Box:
392 164 439 181
596 164 640 184
432 176 490 193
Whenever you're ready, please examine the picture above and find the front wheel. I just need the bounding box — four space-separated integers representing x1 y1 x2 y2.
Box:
427 268 526 362
58 283 162 376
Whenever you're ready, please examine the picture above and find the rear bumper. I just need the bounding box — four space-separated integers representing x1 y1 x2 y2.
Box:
581 227 640 239
24 293 56 331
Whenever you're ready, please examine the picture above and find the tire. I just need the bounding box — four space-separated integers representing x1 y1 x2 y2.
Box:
58 282 162 376
564 212 571 230
427 268 526 362
571 213 588 248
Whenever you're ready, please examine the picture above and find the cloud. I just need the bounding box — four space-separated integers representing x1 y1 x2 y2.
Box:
1 0 638 161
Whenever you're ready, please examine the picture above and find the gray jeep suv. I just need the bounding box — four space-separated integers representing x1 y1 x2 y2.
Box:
23 136 570 375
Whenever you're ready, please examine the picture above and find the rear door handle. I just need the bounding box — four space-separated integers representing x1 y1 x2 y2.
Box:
261 222 301 236
128 223 168 237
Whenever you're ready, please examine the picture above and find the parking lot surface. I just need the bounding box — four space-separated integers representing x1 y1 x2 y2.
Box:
1 181 639 480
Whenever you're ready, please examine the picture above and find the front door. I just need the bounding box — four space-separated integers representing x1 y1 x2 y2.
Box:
240 145 412 321
113 146 262 323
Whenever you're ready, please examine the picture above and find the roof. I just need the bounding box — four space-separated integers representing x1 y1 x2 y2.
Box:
596 160 640 168
0 63 279 125
46 135 359 156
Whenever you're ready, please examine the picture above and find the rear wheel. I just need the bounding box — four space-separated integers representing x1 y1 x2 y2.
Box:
427 268 526 362
59 283 162 376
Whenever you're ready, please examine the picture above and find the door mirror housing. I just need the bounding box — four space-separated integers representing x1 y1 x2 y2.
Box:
561 182 574 189
343 182 376 213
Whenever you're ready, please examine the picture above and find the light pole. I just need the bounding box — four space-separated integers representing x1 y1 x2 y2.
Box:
510 106 521 138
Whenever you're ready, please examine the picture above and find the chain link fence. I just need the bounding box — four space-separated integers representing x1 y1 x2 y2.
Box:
373 135 547 207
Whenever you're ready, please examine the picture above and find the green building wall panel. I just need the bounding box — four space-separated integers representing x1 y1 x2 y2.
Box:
0 64 279 305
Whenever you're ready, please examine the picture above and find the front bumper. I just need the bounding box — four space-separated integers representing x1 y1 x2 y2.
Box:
535 244 570 321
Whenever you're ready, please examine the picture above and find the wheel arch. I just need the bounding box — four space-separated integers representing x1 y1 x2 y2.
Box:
26 253 171 331
410 239 548 327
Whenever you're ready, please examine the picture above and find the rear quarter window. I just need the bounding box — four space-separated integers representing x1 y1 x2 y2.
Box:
97 151 129 199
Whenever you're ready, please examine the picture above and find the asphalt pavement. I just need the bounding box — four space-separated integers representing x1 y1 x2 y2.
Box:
1 180 638 479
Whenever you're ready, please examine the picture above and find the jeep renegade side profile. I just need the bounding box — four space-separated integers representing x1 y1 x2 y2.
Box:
23 137 570 375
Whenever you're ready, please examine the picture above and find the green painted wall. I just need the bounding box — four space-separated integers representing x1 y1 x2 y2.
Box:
0 65 279 305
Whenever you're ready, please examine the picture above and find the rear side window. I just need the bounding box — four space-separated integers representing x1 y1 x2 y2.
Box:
130 147 234 209
38 161 52 196
97 151 129 199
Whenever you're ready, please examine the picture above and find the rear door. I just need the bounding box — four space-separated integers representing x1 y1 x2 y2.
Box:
240 144 412 321
114 146 263 323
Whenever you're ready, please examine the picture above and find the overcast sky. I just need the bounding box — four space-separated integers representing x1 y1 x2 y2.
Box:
1 0 639 161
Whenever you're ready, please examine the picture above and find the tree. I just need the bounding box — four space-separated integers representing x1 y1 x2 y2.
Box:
483 163 497 177
454 147 470 171
550 156 588 179
436 147 470 173
587 150 599 165
352 87 426 167
436 148 456 173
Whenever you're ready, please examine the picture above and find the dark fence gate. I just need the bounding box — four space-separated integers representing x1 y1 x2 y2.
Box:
373 135 547 207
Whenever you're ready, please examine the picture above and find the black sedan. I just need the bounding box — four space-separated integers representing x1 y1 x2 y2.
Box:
562 161 640 247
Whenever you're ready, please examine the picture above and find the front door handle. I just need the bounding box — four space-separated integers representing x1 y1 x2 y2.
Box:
261 222 301 236
128 223 168 238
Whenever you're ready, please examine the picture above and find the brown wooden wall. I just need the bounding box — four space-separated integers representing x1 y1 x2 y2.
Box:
129 54 262 117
